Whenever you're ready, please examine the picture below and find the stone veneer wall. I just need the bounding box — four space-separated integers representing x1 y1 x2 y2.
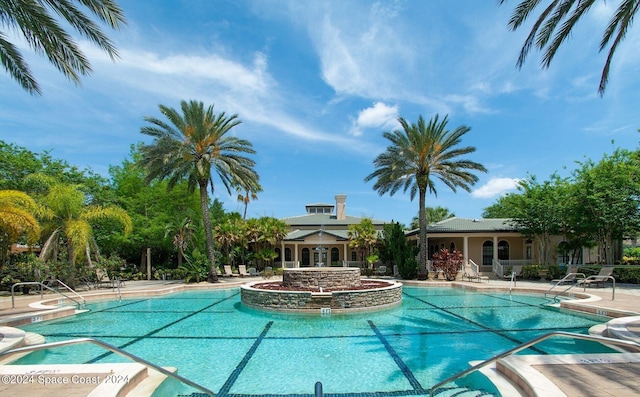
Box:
282 268 361 289
241 281 402 312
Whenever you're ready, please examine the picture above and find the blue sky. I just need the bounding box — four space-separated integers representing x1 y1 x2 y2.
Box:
1 1 639 227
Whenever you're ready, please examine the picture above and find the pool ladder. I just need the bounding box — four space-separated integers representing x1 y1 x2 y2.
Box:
11 280 86 309
428 331 640 397
0 337 214 396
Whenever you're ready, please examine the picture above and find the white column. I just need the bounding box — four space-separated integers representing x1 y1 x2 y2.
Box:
463 236 469 265
493 235 498 263
294 242 299 267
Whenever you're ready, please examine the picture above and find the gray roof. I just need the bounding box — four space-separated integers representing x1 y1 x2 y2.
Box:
280 213 387 227
284 228 350 241
407 217 518 235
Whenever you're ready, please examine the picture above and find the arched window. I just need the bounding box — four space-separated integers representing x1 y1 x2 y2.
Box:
331 247 339 264
302 248 310 267
449 242 456 252
498 240 509 261
285 248 292 261
482 241 493 266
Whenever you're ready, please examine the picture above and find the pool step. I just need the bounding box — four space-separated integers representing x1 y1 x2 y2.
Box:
433 386 496 396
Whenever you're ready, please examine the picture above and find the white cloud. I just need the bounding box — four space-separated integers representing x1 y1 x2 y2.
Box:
471 177 521 199
349 102 399 136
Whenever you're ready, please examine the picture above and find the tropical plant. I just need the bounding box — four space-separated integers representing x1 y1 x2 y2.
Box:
378 221 417 279
28 175 132 280
410 206 454 229
0 190 40 263
233 177 262 219
499 0 639 95
165 217 195 268
348 218 378 266
139 100 259 282
0 0 126 95
365 114 486 279
179 249 209 283
431 248 464 281
214 213 245 265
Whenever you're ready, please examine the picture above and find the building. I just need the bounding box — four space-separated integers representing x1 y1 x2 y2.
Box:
407 217 598 275
278 194 387 267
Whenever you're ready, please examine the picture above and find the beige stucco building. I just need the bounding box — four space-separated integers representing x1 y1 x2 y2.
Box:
277 196 597 273
277 194 386 267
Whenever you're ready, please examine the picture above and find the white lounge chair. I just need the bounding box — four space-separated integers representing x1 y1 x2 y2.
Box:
577 267 613 288
464 263 489 283
223 265 238 277
238 265 250 277
551 266 579 285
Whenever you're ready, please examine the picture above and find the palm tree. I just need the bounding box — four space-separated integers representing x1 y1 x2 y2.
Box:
139 100 259 282
499 0 639 95
233 177 262 219
364 114 486 279
410 206 455 229
0 190 40 263
0 0 126 95
29 176 131 282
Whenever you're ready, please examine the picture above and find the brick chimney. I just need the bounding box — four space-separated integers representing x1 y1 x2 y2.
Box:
335 194 346 220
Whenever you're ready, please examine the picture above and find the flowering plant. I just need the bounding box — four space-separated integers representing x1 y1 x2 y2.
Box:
431 248 464 281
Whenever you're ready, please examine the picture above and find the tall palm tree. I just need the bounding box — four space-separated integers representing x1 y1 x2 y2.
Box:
139 100 259 282
0 190 40 263
499 0 639 95
233 177 262 219
0 0 126 95
365 114 487 279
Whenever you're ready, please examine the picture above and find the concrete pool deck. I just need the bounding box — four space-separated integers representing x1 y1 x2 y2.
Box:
0 276 639 396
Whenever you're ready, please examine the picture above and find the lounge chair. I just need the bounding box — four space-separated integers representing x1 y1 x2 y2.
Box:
376 265 387 276
393 265 400 278
551 265 579 285
238 265 250 277
95 268 113 288
223 265 239 277
503 265 522 281
464 263 489 283
248 267 260 276
577 267 614 288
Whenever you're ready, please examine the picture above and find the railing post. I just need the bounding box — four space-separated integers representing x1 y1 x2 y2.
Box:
315 381 323 397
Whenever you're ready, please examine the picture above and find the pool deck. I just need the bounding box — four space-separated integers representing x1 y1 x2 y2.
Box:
0 276 639 396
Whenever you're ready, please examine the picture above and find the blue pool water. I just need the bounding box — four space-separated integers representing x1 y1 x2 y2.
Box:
15 286 613 396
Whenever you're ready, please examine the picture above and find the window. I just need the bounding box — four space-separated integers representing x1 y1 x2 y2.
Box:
285 248 292 261
302 248 310 267
275 248 281 262
498 240 509 261
449 242 456 252
482 241 493 266
331 247 339 264
351 251 357 261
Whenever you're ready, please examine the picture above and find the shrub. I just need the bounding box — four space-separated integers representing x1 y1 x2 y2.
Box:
431 249 463 281
522 264 542 280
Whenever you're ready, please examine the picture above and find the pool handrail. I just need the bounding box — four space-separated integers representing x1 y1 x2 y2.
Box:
545 272 587 299
428 330 640 397
0 337 215 397
47 278 87 306
11 281 85 309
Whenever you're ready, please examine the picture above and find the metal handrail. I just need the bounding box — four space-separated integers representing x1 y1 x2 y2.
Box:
315 381 323 397
545 273 587 299
11 282 83 309
114 277 122 301
0 337 215 397
45 279 86 306
428 331 640 397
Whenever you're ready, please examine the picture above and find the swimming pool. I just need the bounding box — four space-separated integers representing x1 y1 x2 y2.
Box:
15 286 613 396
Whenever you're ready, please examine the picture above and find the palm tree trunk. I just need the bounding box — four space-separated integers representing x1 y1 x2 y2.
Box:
199 180 218 282
418 187 428 280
